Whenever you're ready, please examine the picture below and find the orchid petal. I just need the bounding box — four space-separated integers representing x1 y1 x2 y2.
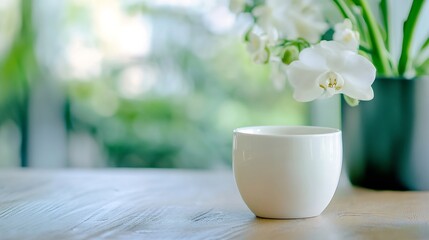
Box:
293 87 324 102
287 61 325 101
339 52 376 100
342 85 374 100
287 61 324 88
298 46 329 71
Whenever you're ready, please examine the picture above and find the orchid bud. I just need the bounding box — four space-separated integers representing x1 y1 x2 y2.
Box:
282 45 299 65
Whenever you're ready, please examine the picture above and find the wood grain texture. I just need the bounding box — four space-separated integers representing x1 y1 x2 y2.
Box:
1 169 429 240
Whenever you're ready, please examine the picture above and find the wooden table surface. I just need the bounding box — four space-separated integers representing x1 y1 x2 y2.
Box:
1 169 429 240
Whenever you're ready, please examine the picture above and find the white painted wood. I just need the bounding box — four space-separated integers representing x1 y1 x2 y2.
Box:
0 169 429 239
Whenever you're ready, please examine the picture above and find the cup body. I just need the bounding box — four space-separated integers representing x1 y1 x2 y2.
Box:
233 126 342 219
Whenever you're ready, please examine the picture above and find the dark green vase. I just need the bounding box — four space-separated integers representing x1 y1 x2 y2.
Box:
342 76 429 190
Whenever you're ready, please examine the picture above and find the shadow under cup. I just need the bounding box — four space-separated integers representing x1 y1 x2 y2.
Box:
233 126 342 219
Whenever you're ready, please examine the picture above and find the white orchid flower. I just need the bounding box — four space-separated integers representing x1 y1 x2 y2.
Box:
286 40 376 102
247 32 269 64
333 19 360 52
252 0 328 43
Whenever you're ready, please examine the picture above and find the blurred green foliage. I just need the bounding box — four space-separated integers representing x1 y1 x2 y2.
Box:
0 0 38 166
0 0 307 168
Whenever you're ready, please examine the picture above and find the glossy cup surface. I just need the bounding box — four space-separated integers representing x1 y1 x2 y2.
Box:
233 126 342 219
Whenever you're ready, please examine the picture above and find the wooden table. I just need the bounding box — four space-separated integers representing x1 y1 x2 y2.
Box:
1 169 429 239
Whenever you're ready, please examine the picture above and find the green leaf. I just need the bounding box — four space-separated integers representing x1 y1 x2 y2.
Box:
332 0 359 27
379 0 389 50
358 44 372 54
419 35 429 52
351 6 370 46
355 0 393 76
416 57 429 75
398 0 426 76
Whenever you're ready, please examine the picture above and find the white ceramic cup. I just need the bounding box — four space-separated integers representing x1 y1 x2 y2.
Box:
233 126 342 219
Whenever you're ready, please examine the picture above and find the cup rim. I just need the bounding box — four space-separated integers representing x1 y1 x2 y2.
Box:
233 125 341 137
